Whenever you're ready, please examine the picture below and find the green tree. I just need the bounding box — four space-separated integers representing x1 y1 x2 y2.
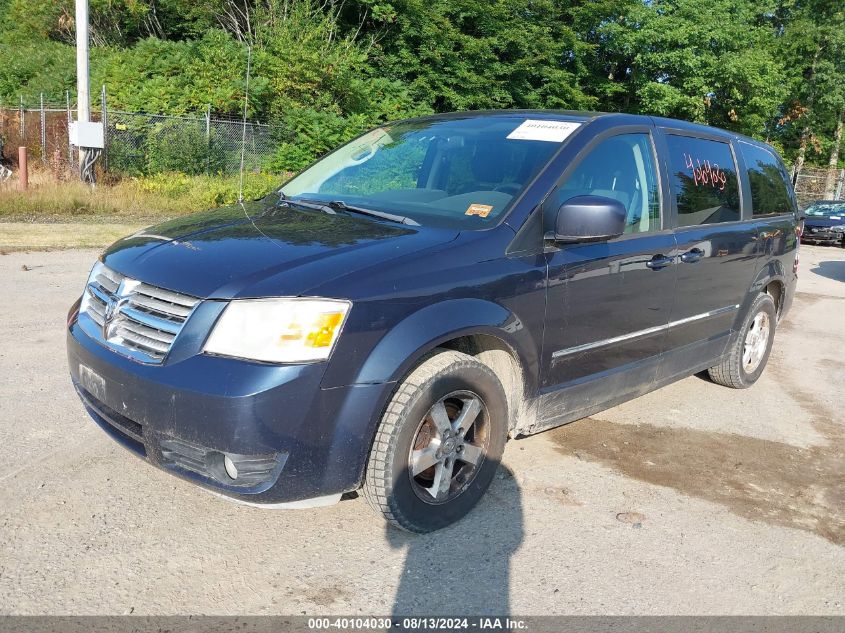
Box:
580 0 788 138
335 0 597 112
2 0 844 175
775 0 845 179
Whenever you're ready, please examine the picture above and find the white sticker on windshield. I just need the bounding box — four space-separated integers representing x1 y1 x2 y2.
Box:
507 119 581 143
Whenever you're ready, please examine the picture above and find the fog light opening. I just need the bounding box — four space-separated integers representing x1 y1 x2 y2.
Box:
223 454 238 480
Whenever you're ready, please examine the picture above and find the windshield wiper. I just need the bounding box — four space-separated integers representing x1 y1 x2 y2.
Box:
279 197 337 215
327 200 420 226
277 196 419 225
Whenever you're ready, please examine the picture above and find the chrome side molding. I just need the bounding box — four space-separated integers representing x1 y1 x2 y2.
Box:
552 304 740 359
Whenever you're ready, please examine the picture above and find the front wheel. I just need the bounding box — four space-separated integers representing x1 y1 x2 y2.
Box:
707 293 777 389
362 349 508 533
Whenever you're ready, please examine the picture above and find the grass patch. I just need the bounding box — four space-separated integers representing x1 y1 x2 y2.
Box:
0 170 284 223
0 170 286 250
0 222 146 252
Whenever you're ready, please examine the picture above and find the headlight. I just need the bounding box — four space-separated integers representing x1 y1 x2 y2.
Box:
831 225 845 232
204 298 351 363
79 260 105 313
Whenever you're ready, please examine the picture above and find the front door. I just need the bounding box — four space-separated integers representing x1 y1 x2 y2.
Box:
539 130 677 425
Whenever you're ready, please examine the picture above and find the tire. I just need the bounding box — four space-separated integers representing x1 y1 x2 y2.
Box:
362 349 508 533
707 293 777 389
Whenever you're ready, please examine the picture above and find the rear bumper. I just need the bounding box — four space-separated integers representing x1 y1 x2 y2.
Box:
67 323 392 505
781 273 797 319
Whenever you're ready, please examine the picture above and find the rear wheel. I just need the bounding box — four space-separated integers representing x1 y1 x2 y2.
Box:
362 349 508 533
707 293 777 389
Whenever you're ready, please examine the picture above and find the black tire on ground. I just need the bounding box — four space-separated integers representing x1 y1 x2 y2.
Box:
707 293 777 389
362 349 508 533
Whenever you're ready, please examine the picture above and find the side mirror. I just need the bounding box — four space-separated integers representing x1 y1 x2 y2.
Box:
552 195 628 243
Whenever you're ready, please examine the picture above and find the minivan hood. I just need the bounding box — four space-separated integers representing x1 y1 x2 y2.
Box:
804 216 845 228
101 197 458 299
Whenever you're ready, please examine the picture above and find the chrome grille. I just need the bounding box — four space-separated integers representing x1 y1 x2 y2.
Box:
80 264 199 363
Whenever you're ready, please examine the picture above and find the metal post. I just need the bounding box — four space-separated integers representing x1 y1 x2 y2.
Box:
205 104 211 175
18 146 28 190
75 0 91 179
101 85 108 172
40 93 47 164
835 169 845 201
76 0 91 128
19 95 24 138
66 90 73 170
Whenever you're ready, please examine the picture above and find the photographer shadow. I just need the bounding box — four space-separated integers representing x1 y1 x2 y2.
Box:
810 259 845 283
386 464 523 618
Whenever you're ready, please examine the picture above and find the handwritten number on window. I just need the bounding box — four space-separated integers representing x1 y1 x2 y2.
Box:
683 152 727 191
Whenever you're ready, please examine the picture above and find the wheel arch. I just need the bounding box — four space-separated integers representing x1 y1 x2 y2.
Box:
739 260 788 325
437 333 533 436
352 298 540 434
765 279 784 316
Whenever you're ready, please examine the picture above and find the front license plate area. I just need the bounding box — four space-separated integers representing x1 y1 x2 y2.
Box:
79 363 107 402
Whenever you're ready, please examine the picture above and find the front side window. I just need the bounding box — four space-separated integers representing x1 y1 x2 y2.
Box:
738 142 794 216
554 133 661 234
281 117 571 229
666 134 741 226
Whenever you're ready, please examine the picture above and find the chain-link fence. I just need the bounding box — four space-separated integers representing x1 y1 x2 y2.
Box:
106 110 279 176
3 93 844 202
0 94 282 179
0 98 81 176
793 166 845 209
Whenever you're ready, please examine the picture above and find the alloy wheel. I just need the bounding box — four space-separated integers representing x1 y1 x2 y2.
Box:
408 390 490 504
742 311 770 373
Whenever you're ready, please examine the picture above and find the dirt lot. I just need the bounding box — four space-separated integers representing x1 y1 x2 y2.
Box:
0 244 843 615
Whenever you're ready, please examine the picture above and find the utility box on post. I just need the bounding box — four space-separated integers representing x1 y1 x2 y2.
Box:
69 121 104 149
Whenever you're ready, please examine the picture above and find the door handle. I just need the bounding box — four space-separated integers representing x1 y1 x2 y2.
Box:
680 248 704 264
646 254 674 270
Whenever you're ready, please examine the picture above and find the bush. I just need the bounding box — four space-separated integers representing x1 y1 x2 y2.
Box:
137 171 282 208
107 129 147 177
266 109 371 173
146 119 214 175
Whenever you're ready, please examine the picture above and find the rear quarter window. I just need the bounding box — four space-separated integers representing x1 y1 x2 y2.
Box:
666 134 741 226
738 142 795 216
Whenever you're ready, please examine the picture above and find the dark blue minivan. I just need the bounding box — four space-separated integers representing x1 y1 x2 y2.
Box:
67 111 799 532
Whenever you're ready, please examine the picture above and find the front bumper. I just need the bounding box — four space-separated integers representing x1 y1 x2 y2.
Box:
67 322 392 505
801 229 844 244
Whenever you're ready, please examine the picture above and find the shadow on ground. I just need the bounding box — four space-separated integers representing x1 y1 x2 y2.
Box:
810 259 845 283
387 466 523 616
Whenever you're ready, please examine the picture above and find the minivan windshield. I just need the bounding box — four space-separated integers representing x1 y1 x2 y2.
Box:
804 202 845 217
280 116 577 229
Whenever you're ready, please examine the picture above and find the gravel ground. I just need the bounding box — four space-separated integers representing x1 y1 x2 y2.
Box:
0 244 843 615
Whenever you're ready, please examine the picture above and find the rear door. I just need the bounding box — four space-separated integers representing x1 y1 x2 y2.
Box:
654 129 760 379
736 140 800 310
